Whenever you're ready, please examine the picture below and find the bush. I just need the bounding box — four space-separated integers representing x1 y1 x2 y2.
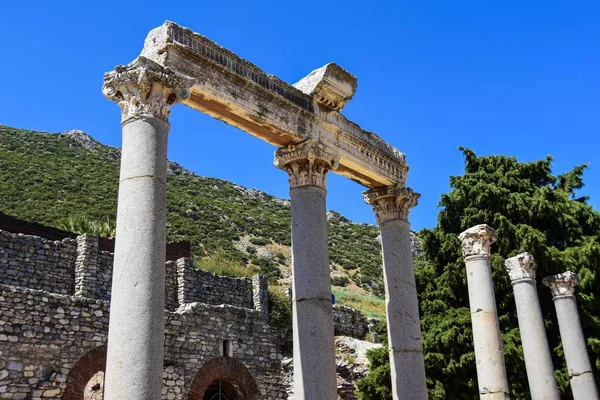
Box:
59 214 116 238
249 236 269 246
331 276 350 287
195 250 256 278
268 286 292 329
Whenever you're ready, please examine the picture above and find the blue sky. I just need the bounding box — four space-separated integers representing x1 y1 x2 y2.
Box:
1 1 598 230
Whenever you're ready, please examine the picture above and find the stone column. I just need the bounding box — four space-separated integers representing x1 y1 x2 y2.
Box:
505 253 559 400
459 224 510 399
363 185 427 400
101 57 192 400
543 272 599 400
274 139 339 400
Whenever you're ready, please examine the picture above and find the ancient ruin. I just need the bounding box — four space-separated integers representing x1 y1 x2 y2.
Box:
98 21 423 400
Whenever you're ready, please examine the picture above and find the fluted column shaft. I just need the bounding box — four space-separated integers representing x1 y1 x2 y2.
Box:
459 225 509 400
275 139 339 400
544 272 599 400
101 57 192 399
364 186 427 400
505 253 559 400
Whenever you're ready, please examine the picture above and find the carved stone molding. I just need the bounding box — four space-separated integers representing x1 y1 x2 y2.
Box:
102 56 194 125
505 252 536 282
274 139 340 189
293 63 357 112
363 186 420 224
543 271 579 298
458 224 497 258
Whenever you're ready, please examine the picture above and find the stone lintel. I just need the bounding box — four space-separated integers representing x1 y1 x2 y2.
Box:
363 185 420 224
138 21 407 189
293 63 357 112
543 271 579 298
505 252 536 282
459 224 497 258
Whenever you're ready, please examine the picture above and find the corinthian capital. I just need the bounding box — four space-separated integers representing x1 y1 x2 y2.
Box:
505 252 536 282
363 185 419 224
543 271 579 298
458 224 497 258
274 139 339 189
102 57 194 125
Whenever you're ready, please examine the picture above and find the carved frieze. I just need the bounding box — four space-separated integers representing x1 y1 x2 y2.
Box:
274 139 340 189
543 271 579 298
102 56 194 125
505 252 536 282
458 224 497 258
363 186 420 224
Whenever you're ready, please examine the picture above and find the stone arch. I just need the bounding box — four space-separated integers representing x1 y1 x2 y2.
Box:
61 345 107 400
188 357 260 400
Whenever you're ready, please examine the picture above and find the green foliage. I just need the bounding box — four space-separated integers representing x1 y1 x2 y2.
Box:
331 275 350 287
360 147 600 399
195 250 256 278
59 214 116 238
267 286 292 329
0 126 385 293
356 321 392 400
333 288 386 319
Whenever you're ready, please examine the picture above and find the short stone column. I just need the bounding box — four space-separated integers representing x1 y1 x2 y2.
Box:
252 274 269 319
459 224 510 399
363 185 427 400
543 272 599 400
274 139 339 400
102 57 192 400
505 253 559 400
74 233 99 298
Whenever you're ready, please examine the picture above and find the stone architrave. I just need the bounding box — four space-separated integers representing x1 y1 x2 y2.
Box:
274 139 339 400
459 225 510 399
101 56 193 400
505 253 559 399
363 185 427 400
543 272 599 400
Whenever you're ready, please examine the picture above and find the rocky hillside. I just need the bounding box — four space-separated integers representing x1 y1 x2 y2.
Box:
0 125 420 297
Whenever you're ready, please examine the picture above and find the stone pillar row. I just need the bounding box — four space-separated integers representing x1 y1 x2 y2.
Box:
460 224 599 400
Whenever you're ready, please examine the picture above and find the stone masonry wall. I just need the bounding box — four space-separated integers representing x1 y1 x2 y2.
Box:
0 230 77 295
176 258 254 309
0 284 287 399
333 305 381 341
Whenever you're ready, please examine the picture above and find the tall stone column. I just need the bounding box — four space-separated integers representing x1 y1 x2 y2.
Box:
543 272 599 400
505 253 559 400
363 186 427 400
101 57 192 400
459 224 510 399
274 139 339 400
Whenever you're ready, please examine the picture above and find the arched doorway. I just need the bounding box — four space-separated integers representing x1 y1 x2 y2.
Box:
61 346 106 400
188 357 260 400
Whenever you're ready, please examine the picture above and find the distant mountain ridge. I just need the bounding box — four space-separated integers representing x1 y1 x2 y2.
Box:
0 125 421 295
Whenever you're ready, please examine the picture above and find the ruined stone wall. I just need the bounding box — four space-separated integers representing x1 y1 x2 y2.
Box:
176 258 255 309
333 305 381 341
0 284 287 399
0 230 77 295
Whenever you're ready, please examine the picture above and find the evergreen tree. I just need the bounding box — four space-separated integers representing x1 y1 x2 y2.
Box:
358 148 600 399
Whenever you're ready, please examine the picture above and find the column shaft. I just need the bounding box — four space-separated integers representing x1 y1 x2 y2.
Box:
465 254 509 399
290 185 337 400
554 296 599 400
512 280 559 399
104 117 169 399
379 218 427 400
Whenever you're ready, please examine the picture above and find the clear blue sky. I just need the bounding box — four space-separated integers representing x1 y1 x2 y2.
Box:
2 1 599 230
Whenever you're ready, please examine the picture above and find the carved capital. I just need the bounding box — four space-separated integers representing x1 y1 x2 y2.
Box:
543 271 578 298
102 56 194 125
274 139 339 189
458 224 497 258
363 186 420 224
505 252 536 282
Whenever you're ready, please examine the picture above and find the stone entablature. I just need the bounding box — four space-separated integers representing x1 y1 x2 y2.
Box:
140 21 408 188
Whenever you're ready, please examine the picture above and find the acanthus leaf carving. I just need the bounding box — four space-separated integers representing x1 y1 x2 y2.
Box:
102 56 194 125
363 185 420 224
274 139 340 189
543 271 579 298
505 252 536 282
458 224 497 258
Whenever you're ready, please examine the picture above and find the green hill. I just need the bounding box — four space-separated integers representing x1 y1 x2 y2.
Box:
0 125 386 296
